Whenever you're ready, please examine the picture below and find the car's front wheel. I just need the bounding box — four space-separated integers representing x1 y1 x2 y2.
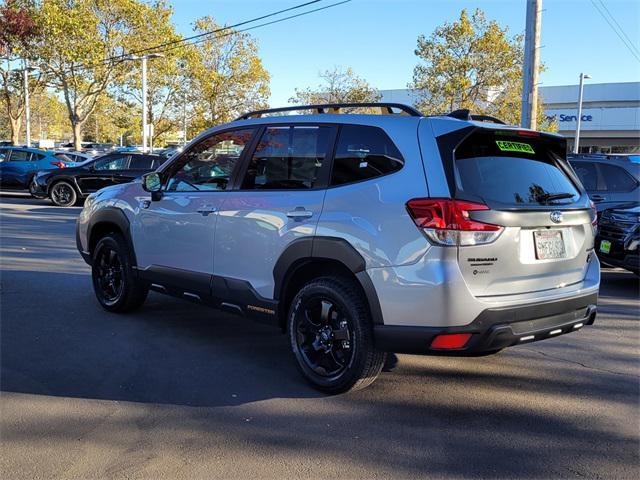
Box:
92 233 149 312
50 181 78 207
28 176 46 199
288 276 386 393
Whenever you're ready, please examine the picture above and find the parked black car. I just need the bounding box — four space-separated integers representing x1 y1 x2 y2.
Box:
596 204 639 275
31 152 165 207
569 155 639 213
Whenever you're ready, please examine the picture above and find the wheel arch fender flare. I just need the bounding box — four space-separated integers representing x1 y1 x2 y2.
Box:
87 207 137 267
274 237 384 325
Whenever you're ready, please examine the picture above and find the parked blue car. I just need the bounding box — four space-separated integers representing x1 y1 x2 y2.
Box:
0 147 79 193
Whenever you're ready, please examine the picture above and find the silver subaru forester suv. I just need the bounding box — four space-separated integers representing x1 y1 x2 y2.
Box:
76 103 600 393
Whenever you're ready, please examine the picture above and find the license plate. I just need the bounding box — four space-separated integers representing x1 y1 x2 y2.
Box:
534 230 566 260
599 239 611 254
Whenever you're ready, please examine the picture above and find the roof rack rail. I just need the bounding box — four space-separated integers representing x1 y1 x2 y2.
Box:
446 109 507 125
235 103 423 120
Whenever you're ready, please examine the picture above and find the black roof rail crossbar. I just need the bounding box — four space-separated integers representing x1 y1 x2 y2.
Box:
235 103 423 120
446 109 506 125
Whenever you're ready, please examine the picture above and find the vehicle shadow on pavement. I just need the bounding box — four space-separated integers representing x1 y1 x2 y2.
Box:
1 270 323 407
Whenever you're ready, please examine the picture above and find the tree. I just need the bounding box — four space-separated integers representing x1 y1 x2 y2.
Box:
0 0 43 144
289 67 380 105
410 8 552 129
187 16 270 130
33 0 177 150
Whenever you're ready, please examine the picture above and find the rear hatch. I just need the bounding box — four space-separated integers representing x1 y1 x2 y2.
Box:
443 127 595 297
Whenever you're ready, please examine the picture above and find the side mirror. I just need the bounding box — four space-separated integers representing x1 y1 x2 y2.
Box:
142 172 163 200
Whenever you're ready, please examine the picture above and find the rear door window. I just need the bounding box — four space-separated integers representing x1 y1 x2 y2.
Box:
241 125 333 190
93 155 129 170
454 131 579 206
597 164 637 192
330 125 404 186
128 155 155 170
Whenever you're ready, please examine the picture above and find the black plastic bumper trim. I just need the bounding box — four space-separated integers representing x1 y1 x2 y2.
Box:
374 292 598 355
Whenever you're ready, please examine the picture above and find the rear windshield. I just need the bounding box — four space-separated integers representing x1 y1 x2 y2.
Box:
454 130 579 206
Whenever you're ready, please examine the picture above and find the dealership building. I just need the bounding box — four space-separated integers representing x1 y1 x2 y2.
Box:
380 81 640 153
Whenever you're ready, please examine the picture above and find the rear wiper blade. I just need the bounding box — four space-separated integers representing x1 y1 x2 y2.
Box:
535 192 575 203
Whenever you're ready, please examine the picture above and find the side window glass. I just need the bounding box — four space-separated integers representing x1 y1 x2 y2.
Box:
128 156 154 170
597 164 637 192
93 155 128 170
166 128 255 192
330 125 404 186
573 162 598 191
241 125 331 190
0 149 8 162
9 150 31 162
32 153 44 161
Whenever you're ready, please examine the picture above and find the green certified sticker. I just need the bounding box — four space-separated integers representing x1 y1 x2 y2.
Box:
496 140 535 154
599 239 611 254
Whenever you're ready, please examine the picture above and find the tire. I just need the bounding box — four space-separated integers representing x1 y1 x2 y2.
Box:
28 176 46 199
91 232 149 313
50 180 78 207
288 276 386 393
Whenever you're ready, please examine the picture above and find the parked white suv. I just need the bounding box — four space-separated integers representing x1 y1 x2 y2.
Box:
76 103 600 392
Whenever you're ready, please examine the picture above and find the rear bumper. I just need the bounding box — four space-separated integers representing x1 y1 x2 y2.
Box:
374 292 598 355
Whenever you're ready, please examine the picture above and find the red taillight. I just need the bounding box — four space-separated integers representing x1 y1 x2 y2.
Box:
589 199 598 227
430 333 472 350
406 199 501 231
406 199 503 246
50 161 66 168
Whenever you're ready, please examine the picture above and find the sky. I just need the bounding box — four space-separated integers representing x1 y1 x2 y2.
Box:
166 0 640 106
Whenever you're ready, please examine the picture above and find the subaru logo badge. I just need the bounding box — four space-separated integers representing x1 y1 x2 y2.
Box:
550 211 563 224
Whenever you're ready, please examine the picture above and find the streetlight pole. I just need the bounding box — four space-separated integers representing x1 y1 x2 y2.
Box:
573 73 591 154
22 60 32 147
141 56 148 152
125 53 163 153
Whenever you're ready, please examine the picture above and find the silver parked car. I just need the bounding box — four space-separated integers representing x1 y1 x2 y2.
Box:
76 103 600 393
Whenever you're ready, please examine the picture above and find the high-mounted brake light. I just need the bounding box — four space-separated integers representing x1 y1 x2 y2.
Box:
517 130 540 137
406 198 503 246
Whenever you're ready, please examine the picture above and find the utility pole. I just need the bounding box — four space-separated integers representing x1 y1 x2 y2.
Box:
520 0 542 130
573 73 591 154
23 59 32 147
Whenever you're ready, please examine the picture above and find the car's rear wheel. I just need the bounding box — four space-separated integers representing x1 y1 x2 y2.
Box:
92 233 148 312
50 181 78 207
288 276 386 393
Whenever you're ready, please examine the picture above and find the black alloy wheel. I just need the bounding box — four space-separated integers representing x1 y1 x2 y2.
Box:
91 233 148 312
295 297 355 379
50 181 77 207
289 277 386 393
94 243 125 306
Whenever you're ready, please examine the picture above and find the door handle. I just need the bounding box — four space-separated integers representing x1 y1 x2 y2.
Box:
286 208 313 220
590 194 605 202
197 205 217 216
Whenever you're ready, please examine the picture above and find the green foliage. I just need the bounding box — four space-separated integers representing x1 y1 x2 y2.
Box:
187 16 270 131
410 8 552 130
289 67 380 105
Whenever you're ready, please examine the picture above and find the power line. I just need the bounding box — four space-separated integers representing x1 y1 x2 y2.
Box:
151 0 352 57
589 0 640 63
597 0 640 57
49 0 341 75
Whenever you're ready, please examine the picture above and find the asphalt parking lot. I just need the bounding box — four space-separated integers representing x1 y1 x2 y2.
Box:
1 192 638 479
